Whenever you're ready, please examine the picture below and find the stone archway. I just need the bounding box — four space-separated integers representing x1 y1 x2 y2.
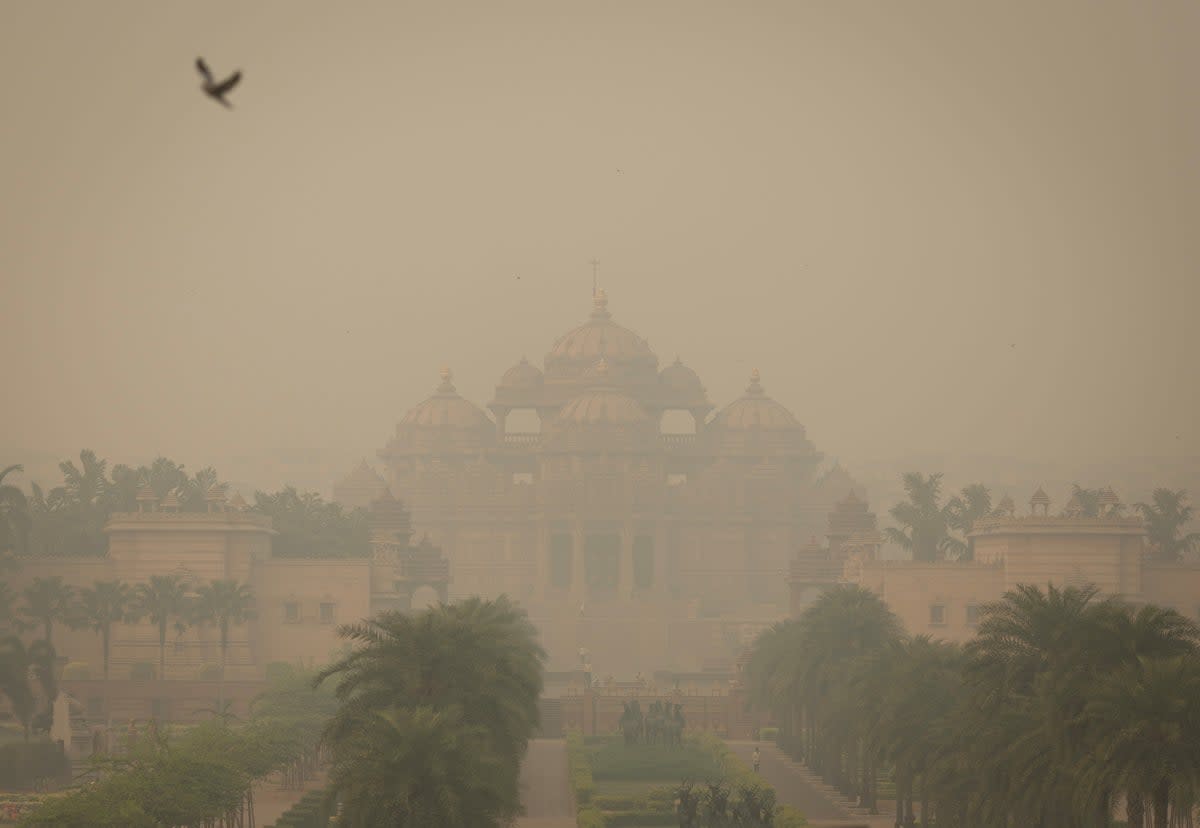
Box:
410 584 441 610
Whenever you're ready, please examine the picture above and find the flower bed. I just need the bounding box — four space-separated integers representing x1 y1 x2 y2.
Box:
0 793 52 825
568 731 807 827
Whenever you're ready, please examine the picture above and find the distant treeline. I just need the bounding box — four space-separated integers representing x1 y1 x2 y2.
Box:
0 451 372 559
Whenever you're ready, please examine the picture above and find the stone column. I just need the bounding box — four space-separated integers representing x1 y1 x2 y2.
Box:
570 521 586 605
619 522 634 599
534 522 548 600
654 522 669 596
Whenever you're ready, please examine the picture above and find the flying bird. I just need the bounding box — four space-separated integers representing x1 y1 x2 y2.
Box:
196 58 241 108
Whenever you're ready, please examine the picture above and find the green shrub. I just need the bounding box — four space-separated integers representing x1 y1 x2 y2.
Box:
758 726 779 742
0 741 69 790
775 803 809 827
198 663 221 681
129 661 156 681
605 810 677 826
61 661 91 681
268 788 331 828
576 806 606 828
566 730 595 806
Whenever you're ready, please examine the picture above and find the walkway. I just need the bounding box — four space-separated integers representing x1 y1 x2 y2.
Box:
253 770 327 827
516 738 574 828
728 742 889 828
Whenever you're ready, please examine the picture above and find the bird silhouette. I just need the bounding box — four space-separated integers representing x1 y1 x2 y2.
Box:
196 58 241 108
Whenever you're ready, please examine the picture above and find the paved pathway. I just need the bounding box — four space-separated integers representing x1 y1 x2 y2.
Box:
516 738 574 828
728 741 890 828
253 770 328 826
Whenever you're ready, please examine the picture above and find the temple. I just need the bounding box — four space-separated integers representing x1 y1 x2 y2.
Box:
790 486 1200 640
344 290 859 672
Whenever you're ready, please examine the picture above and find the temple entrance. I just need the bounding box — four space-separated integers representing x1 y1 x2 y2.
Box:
585 534 620 595
410 584 441 609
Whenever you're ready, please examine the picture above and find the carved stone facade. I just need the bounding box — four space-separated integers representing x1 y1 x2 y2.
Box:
358 291 860 671
11 492 448 689
799 487 1200 642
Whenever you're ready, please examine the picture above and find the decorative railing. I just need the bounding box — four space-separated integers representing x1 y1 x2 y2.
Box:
502 432 541 446
106 511 274 529
972 515 1143 533
660 434 697 449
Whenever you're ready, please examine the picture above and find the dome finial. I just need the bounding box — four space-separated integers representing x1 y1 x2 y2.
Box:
747 368 764 395
438 367 455 393
590 288 611 319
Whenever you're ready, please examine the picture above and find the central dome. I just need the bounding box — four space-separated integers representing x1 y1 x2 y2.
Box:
546 290 658 366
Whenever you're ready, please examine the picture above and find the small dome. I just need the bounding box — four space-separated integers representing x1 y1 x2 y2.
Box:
660 357 704 393
1030 487 1051 506
338 459 387 488
205 483 227 502
400 368 493 430
711 370 801 430
499 357 543 389
547 291 657 364
160 490 181 511
135 483 157 502
228 492 248 511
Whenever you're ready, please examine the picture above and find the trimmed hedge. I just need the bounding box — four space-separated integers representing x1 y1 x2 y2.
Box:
566 730 594 808
591 786 674 811
775 804 810 826
267 789 331 828
576 806 606 828
605 810 677 826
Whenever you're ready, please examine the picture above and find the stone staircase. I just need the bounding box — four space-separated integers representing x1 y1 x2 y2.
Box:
537 698 564 738
765 744 874 819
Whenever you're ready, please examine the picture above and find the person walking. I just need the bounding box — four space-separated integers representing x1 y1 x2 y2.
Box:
753 746 761 774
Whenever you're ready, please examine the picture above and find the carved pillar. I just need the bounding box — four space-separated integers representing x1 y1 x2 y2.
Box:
534 522 549 600
654 521 668 595
570 520 586 605
619 521 634 599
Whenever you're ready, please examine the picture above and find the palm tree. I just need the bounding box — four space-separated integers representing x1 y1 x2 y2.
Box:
78 580 135 682
327 705 516 827
885 473 955 562
134 574 189 680
179 468 222 512
20 576 76 645
317 596 545 816
945 483 992 560
0 635 57 741
1082 656 1200 828
745 585 902 800
0 464 31 559
0 582 18 632
1135 488 1200 563
193 580 255 707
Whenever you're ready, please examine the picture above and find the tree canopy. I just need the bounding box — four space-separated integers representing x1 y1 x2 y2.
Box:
747 583 1200 827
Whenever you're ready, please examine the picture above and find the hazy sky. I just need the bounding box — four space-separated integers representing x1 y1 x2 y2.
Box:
3 1 1198 483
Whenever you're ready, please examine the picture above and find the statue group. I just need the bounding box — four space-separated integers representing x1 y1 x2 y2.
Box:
619 700 686 748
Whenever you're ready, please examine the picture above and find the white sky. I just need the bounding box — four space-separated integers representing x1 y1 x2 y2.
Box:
2 1 1198 488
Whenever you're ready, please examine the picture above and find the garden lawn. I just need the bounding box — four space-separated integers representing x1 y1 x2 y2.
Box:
586 737 724 782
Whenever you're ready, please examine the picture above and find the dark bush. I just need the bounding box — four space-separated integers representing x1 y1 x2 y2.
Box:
0 741 70 790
